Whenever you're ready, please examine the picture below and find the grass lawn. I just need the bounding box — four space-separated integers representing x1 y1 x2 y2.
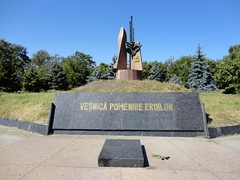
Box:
0 80 239 127
199 91 240 127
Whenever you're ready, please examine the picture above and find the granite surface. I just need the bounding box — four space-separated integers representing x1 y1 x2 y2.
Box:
51 92 204 135
98 139 144 167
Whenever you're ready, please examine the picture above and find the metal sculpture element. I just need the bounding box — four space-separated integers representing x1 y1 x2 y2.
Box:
114 16 143 71
125 42 142 56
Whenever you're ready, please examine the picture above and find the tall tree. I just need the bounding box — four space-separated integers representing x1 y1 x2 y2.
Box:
22 67 40 92
31 50 51 68
37 66 50 91
49 63 68 90
0 39 30 92
188 44 217 92
61 51 96 88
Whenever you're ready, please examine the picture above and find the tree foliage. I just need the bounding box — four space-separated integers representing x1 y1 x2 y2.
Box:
61 51 96 88
22 67 40 92
148 64 165 82
106 55 116 79
48 63 68 90
167 56 193 87
169 74 182 85
188 45 217 92
1 39 240 94
215 44 240 93
31 50 51 68
87 68 107 82
142 61 166 81
0 39 30 92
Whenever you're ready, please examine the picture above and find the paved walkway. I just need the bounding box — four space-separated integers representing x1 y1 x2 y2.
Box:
0 125 240 180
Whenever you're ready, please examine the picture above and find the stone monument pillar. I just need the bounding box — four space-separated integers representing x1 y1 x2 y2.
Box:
114 16 143 80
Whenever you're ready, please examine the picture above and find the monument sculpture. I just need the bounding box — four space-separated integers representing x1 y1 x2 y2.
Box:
114 16 143 80
45 17 209 139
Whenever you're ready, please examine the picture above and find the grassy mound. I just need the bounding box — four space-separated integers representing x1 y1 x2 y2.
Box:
0 80 239 127
72 80 188 92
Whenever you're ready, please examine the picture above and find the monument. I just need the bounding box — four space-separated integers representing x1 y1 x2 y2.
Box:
47 92 208 137
114 16 143 80
46 17 209 138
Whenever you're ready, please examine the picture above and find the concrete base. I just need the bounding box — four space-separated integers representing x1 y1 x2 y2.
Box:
98 139 144 167
115 69 142 80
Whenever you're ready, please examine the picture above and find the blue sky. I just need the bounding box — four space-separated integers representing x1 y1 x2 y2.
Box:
1 0 240 65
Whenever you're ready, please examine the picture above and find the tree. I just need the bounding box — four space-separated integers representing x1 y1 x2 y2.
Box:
106 55 117 79
169 74 182 85
22 67 40 92
166 56 193 87
142 61 166 81
37 66 50 91
188 44 217 92
142 61 151 79
148 64 165 82
0 39 30 92
215 44 240 93
61 51 96 88
31 50 51 68
49 64 68 90
87 68 107 82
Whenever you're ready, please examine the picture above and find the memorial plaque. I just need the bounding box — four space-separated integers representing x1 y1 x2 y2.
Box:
49 92 205 136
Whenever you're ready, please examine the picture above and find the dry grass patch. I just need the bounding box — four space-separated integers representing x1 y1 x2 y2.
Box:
0 92 55 124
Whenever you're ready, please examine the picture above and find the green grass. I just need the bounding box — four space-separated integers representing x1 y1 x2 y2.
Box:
0 80 240 127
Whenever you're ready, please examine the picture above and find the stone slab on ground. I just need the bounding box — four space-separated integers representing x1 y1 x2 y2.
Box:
98 139 144 167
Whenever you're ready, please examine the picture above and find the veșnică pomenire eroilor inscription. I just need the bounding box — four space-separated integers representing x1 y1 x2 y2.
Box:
80 102 173 111
49 92 205 136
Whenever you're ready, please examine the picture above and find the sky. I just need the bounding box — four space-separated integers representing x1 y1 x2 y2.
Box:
1 0 240 65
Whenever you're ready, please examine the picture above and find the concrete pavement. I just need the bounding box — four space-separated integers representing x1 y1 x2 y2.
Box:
0 125 240 180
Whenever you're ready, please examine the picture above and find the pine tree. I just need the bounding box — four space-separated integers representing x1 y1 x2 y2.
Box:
22 67 40 92
49 64 68 90
148 65 165 82
188 45 217 92
169 74 182 85
87 68 107 82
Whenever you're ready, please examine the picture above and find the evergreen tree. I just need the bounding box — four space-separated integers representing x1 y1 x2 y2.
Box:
188 45 217 92
37 66 50 91
148 65 165 82
87 68 107 82
22 67 40 92
49 64 68 90
169 74 182 85
106 55 116 79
